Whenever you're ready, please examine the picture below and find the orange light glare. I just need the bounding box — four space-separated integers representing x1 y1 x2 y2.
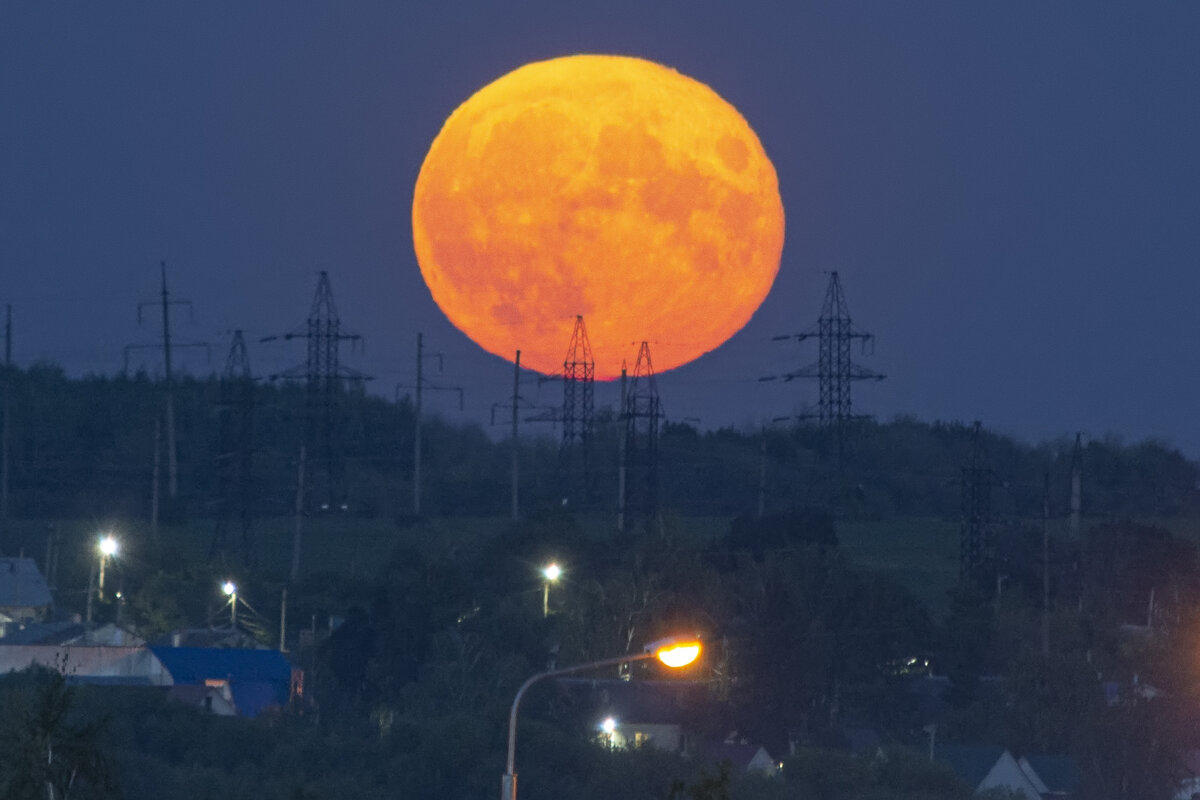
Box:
655 641 701 668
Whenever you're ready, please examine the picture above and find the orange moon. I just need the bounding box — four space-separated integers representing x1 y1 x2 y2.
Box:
412 54 784 379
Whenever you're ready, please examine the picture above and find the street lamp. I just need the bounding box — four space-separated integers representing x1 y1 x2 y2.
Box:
600 716 617 749
501 636 701 800
222 580 238 628
97 535 118 599
541 562 561 618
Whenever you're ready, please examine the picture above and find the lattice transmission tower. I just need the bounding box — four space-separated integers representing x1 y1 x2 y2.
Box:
620 341 662 535
961 421 996 590
561 315 596 498
211 330 256 566
263 272 368 513
767 270 884 423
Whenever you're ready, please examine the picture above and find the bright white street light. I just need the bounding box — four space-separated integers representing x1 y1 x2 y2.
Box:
96 534 120 600
221 581 238 627
541 562 562 618
98 535 119 558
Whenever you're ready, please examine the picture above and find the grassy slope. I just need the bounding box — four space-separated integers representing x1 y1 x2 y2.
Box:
7 512 1200 623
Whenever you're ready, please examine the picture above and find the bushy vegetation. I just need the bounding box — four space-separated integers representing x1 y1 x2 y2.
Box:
1 368 1199 798
1 365 1196 523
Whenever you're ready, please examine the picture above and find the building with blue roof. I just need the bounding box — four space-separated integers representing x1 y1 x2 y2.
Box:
150 646 293 717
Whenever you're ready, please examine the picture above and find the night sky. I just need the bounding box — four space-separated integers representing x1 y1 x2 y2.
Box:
4 3 1199 454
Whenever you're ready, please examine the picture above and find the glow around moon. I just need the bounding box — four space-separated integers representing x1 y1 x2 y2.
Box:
412 54 785 379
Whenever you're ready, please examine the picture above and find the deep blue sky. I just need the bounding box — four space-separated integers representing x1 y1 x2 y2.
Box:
3 3 1199 455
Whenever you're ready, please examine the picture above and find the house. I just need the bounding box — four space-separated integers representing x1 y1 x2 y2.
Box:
937 745 1041 800
701 739 780 776
0 557 53 623
0 643 172 686
1018 754 1077 799
0 620 143 647
1175 750 1200 800
561 678 708 755
150 646 294 717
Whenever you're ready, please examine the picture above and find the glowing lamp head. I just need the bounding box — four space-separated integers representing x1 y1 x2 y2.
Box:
98 535 119 558
601 717 616 734
221 581 237 597
646 637 702 669
542 563 562 582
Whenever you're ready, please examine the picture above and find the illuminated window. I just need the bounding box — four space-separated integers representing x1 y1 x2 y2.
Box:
634 732 651 748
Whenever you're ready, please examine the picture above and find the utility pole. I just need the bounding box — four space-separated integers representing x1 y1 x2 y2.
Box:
757 426 767 519
280 588 288 652
160 263 176 499
961 421 995 592
401 333 462 517
1069 433 1083 537
291 445 306 584
151 419 161 546
1 304 11 535
135 264 195 498
1042 472 1051 658
129 262 205 501
415 333 425 516
490 351 540 522
617 363 627 534
86 558 96 623
511 351 520 522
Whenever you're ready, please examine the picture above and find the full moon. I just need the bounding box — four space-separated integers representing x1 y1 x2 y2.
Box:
412 54 785 379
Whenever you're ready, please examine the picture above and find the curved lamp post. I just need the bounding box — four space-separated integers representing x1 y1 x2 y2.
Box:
501 636 701 800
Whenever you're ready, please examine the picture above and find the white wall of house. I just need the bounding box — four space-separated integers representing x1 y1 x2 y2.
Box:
978 752 1042 800
746 747 780 776
0 645 172 685
609 722 684 752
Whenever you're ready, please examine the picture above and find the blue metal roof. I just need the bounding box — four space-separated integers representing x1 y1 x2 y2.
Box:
151 646 290 681
150 646 292 716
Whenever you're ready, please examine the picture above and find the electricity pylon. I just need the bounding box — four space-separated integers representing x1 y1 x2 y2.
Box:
764 271 883 464
961 421 996 591
621 341 662 535
263 271 369 513
211 331 256 567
